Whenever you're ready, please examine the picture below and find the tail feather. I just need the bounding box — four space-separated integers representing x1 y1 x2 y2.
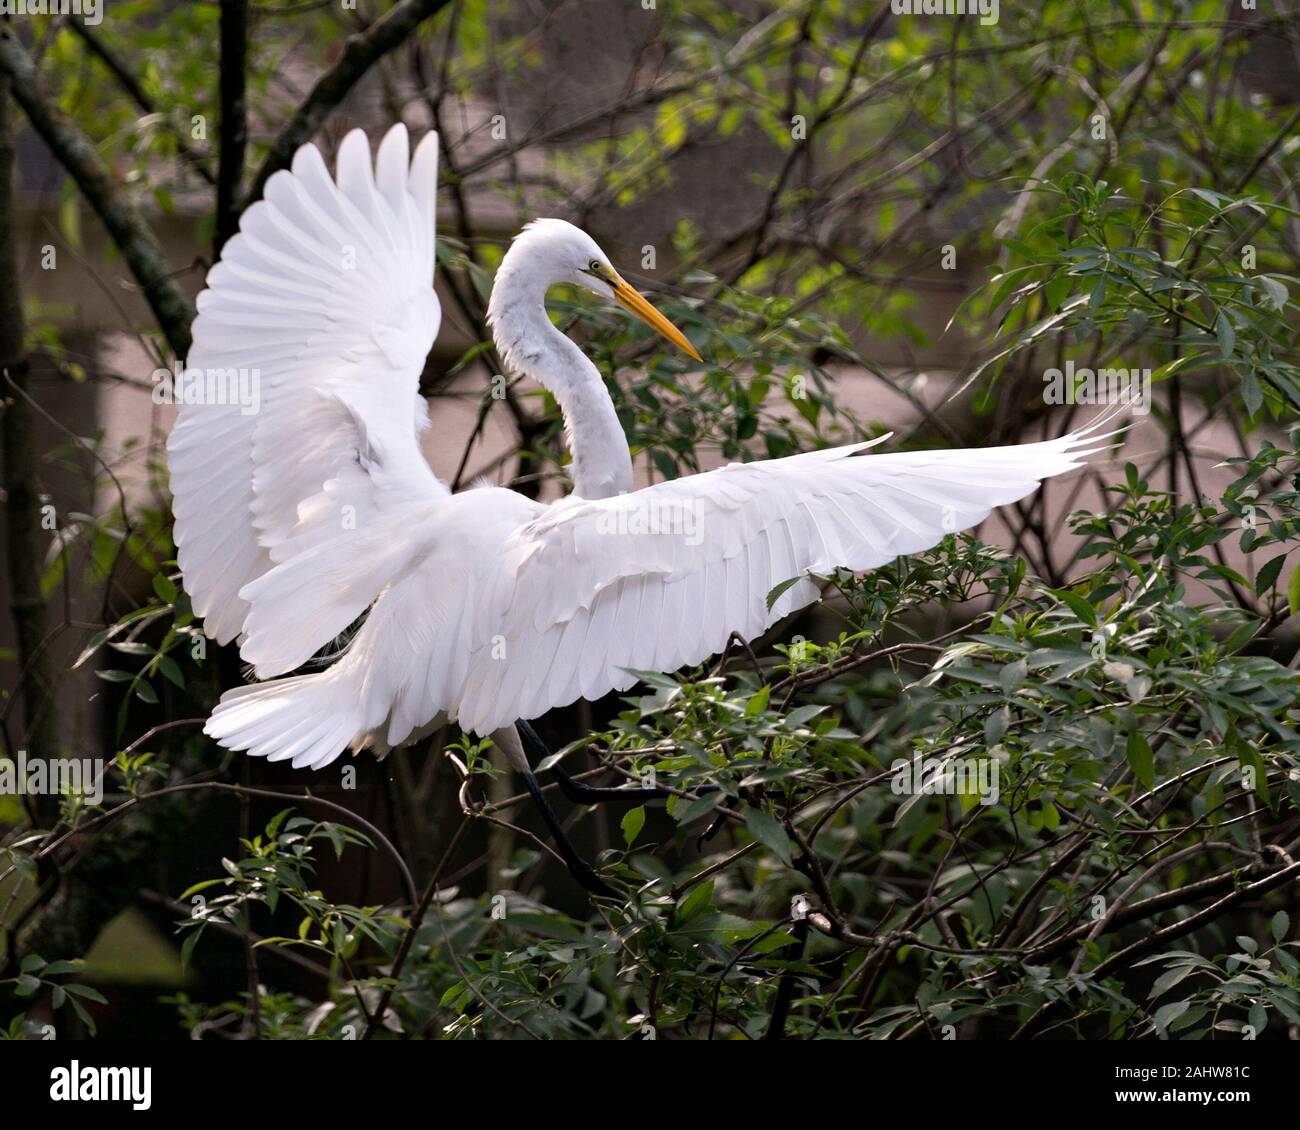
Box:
205 669 363 770
237 502 439 678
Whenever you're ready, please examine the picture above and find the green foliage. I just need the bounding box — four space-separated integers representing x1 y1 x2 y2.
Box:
2 955 107 1036
50 437 1285 1040
956 178 1299 417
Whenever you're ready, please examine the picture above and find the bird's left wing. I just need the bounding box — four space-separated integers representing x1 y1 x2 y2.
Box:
453 422 1114 734
167 125 447 673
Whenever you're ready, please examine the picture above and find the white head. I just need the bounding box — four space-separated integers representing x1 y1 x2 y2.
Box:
506 218 613 295
487 218 701 361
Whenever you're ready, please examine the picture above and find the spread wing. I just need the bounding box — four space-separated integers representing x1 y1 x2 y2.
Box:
167 125 447 672
450 422 1114 734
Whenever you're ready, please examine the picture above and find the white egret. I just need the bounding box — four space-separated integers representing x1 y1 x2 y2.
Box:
169 124 1114 893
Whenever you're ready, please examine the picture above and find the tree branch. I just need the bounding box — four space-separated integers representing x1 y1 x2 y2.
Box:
0 27 195 357
66 16 216 188
0 55 58 821
243 0 453 207
216 0 249 253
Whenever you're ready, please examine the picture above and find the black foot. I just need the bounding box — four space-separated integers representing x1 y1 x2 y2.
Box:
567 857 617 899
553 763 668 805
518 719 668 806
697 808 728 849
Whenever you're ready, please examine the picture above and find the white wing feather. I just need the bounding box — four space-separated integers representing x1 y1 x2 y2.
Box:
167 124 445 668
445 421 1113 733
206 417 1113 767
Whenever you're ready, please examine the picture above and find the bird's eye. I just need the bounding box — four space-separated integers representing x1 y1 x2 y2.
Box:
588 259 602 273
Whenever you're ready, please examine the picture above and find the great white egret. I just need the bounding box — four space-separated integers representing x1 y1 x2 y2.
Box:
169 124 1114 893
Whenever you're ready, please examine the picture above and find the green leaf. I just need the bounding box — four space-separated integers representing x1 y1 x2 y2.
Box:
12 854 37 882
178 877 226 899
157 654 186 689
1248 1002 1267 1036
1287 567 1300 617
1255 553 1287 593
783 704 826 730
1241 370 1263 418
766 576 802 611
179 927 204 971
59 188 82 252
439 982 467 1009
1126 731 1155 792
673 879 714 927
14 974 40 997
1150 964 1195 999
999 658 1028 692
1257 275 1288 311
651 450 678 481
744 807 793 867
1045 586 1097 625
1187 187 1230 209
1153 999 1189 1034
621 806 645 847
1215 311 1235 359
670 788 723 826
65 993 97 1036
1040 800 1060 831
1271 910 1289 942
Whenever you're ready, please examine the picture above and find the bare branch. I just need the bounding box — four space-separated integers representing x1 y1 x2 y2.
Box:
216 0 250 253
243 0 453 207
0 26 195 356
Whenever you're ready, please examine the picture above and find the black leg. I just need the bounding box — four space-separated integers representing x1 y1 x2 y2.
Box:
552 763 668 804
518 719 668 805
514 756 616 898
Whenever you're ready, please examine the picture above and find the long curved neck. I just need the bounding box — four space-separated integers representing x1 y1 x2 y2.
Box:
487 269 632 500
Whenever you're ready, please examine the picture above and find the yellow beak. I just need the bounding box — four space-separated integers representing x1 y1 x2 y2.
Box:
605 270 702 362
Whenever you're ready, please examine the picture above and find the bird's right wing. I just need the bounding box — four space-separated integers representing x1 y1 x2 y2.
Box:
452 420 1116 734
167 125 448 676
